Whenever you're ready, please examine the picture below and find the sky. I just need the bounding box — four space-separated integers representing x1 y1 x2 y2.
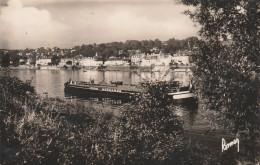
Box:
0 0 199 49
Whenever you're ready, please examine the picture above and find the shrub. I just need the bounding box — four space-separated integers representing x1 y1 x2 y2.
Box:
114 78 183 164
0 72 35 147
0 73 116 164
1 96 117 164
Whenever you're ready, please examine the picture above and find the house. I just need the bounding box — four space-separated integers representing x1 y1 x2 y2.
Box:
79 57 103 67
150 47 160 53
171 50 192 65
104 58 128 66
36 58 52 66
130 54 145 65
59 58 75 66
26 53 32 56
159 54 172 66
26 58 33 65
128 50 141 55
139 53 172 67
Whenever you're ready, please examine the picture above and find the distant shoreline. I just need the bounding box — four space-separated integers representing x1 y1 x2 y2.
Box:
1 65 191 72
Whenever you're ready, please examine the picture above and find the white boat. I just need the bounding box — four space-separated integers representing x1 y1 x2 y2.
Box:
168 91 195 100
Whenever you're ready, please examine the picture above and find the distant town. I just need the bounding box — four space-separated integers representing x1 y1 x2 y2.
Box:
0 37 198 70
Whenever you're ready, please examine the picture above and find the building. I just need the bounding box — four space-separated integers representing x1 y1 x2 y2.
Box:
25 58 33 65
104 59 128 66
36 58 52 66
159 54 172 66
139 53 172 67
150 47 160 53
80 57 103 67
59 58 75 66
171 50 192 65
128 50 141 55
130 54 145 65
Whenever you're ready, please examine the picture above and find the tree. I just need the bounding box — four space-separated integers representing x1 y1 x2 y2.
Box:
162 38 182 54
179 0 259 163
81 44 95 57
154 39 162 49
115 78 183 164
124 40 142 50
31 53 37 66
10 53 20 67
51 55 60 66
1 53 10 67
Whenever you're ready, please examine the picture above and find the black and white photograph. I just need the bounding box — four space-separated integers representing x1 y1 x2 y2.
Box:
0 0 259 164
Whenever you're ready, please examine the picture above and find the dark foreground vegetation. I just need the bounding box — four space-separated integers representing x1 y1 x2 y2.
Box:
179 0 260 163
0 72 258 165
0 73 210 164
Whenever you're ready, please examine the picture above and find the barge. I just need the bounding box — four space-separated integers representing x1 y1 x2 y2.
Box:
64 80 196 103
64 80 140 100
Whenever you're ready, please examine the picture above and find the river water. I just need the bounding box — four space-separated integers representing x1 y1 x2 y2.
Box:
8 69 211 133
8 69 193 98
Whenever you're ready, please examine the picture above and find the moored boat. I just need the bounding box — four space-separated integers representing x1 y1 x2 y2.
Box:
64 80 140 100
64 80 197 103
167 81 197 105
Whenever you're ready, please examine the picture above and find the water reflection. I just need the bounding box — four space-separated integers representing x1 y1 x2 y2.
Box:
9 69 192 98
8 69 199 125
8 69 197 122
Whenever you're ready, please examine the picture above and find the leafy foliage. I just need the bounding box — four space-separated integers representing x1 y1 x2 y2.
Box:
14 98 116 165
179 0 260 163
0 71 35 146
70 37 198 59
114 78 183 164
0 52 10 67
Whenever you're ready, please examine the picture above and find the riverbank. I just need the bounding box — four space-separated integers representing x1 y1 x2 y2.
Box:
2 65 191 72
4 66 62 70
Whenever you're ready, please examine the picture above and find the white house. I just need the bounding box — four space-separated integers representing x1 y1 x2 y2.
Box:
36 58 52 66
80 57 103 67
139 53 172 67
130 54 145 65
26 58 33 65
159 54 172 66
59 58 75 66
104 59 127 66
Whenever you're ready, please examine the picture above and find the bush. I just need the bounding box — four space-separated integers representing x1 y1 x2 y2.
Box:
0 72 35 147
14 98 116 164
114 79 183 164
0 73 116 164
